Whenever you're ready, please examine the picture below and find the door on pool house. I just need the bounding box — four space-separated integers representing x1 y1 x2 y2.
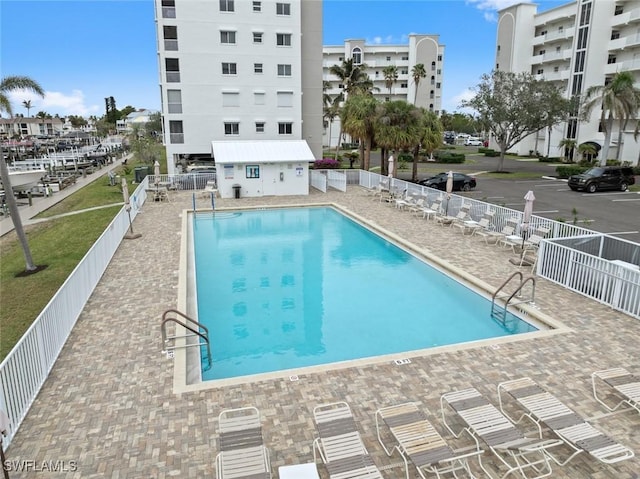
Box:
261 163 278 196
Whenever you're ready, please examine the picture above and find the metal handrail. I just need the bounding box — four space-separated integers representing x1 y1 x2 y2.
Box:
161 309 212 371
491 272 536 324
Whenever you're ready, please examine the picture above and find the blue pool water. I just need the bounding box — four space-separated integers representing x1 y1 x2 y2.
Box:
193 207 537 380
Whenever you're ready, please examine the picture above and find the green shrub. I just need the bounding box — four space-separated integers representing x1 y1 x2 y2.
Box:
433 150 465 163
556 165 588 178
538 156 560 163
484 150 500 157
398 153 413 162
633 166 640 175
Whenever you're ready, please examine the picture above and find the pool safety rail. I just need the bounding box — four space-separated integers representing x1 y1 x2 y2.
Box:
491 272 536 326
161 309 212 371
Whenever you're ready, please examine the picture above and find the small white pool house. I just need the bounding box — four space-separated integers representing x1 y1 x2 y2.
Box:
211 140 314 199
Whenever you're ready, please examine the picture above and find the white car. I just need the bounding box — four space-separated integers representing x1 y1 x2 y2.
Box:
465 137 483 146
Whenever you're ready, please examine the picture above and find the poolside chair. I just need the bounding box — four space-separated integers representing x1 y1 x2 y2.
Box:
216 406 271 479
521 227 550 254
437 203 469 227
421 199 442 220
312 401 384 479
407 197 425 216
592 367 640 416
441 387 562 479
375 402 481 479
497 377 635 465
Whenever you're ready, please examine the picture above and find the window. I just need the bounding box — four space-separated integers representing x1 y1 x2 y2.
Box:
400 83 407 88
276 33 292 46
553 66 559 72
167 89 182 113
161 0 176 18
222 92 239 107
338 56 343 61
276 2 290 15
163 26 178 50
437 69 441 75
401 69 408 74
386 56 391 61
429 104 434 111
166 58 180 82
255 122 265 133
277 91 293 107
497 45 501 52
169 120 183 143
401 55 408 60
222 62 237 74
254 92 265 105
253 1 261 11
429 90 434 99
253 32 263 43
278 122 292 135
436 82 441 89
575 51 586 72
219 0 234 12
352 47 362 65
556 46 561 52
431 61 436 70
254 63 263 73
611 31 620 40
538 49 546 55
277 64 292 76
246 165 260 178
224 122 239 135
607 55 617 64
430 75 435 85
437 55 442 61
537 69 544 75
615 4 623 15
220 31 236 44
577 28 588 49
385 97 390 102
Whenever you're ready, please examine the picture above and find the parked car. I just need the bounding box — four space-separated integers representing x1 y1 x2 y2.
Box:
568 166 635 193
418 172 477 191
443 131 456 145
465 137 483 146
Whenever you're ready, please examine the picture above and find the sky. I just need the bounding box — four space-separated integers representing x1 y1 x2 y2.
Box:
1 0 568 118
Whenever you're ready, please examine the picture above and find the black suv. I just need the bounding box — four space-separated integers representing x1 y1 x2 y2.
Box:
568 166 635 193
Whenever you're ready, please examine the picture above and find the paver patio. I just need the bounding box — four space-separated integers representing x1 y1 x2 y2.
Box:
7 187 639 478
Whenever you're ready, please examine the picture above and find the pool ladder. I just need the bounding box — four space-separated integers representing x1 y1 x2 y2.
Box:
491 272 536 326
161 309 212 371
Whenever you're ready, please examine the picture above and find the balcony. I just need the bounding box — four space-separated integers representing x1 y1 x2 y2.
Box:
534 70 570 82
607 58 640 73
609 33 640 51
532 27 575 46
611 7 640 27
531 49 572 65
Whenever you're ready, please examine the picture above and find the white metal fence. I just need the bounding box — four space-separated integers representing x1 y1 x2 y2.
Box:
310 170 327 192
327 170 347 192
0 179 149 448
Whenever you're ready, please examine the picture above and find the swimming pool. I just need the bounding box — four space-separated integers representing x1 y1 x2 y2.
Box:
191 206 538 381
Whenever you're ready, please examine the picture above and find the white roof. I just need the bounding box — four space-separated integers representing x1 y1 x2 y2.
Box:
211 140 315 165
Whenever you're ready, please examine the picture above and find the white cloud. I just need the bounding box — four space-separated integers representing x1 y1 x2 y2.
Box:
8 89 100 117
445 88 477 113
366 34 403 45
466 0 521 22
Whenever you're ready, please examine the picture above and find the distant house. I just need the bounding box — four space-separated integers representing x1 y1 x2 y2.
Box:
0 117 64 138
116 109 159 134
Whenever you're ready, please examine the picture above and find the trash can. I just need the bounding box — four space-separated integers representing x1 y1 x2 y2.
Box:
232 184 241 199
134 166 149 183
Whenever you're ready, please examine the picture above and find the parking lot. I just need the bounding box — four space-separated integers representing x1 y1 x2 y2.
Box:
393 152 640 244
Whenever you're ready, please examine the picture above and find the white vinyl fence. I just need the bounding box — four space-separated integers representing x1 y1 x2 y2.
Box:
310 170 327 192
0 179 149 448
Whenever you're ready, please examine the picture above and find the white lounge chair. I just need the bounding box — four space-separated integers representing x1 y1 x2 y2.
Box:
216 406 271 479
497 377 635 465
313 402 384 479
376 402 481 479
441 387 562 479
592 367 640 416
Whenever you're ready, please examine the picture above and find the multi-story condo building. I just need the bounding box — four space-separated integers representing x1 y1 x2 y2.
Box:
497 0 640 165
154 0 323 174
323 35 445 148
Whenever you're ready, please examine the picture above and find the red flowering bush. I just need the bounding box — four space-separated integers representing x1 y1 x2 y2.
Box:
313 157 341 169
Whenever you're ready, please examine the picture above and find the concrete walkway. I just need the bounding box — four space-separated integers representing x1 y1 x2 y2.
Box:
0 154 131 237
6 187 640 478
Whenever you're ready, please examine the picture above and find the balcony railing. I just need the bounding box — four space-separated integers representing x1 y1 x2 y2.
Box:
162 6 176 18
167 103 182 114
166 72 181 83
170 133 184 143
611 7 640 26
164 39 178 51
532 27 575 46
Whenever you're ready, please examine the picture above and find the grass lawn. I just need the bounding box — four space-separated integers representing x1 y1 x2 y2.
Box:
0 160 144 361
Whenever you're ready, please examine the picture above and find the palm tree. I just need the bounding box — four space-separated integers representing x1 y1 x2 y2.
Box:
22 99 33 117
322 81 343 150
382 65 398 96
578 142 598 163
559 138 577 163
415 109 443 181
0 75 45 274
411 63 427 105
375 101 423 177
328 59 373 156
341 93 379 171
583 71 640 166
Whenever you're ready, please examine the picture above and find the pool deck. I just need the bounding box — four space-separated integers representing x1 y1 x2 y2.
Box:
8 187 640 478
